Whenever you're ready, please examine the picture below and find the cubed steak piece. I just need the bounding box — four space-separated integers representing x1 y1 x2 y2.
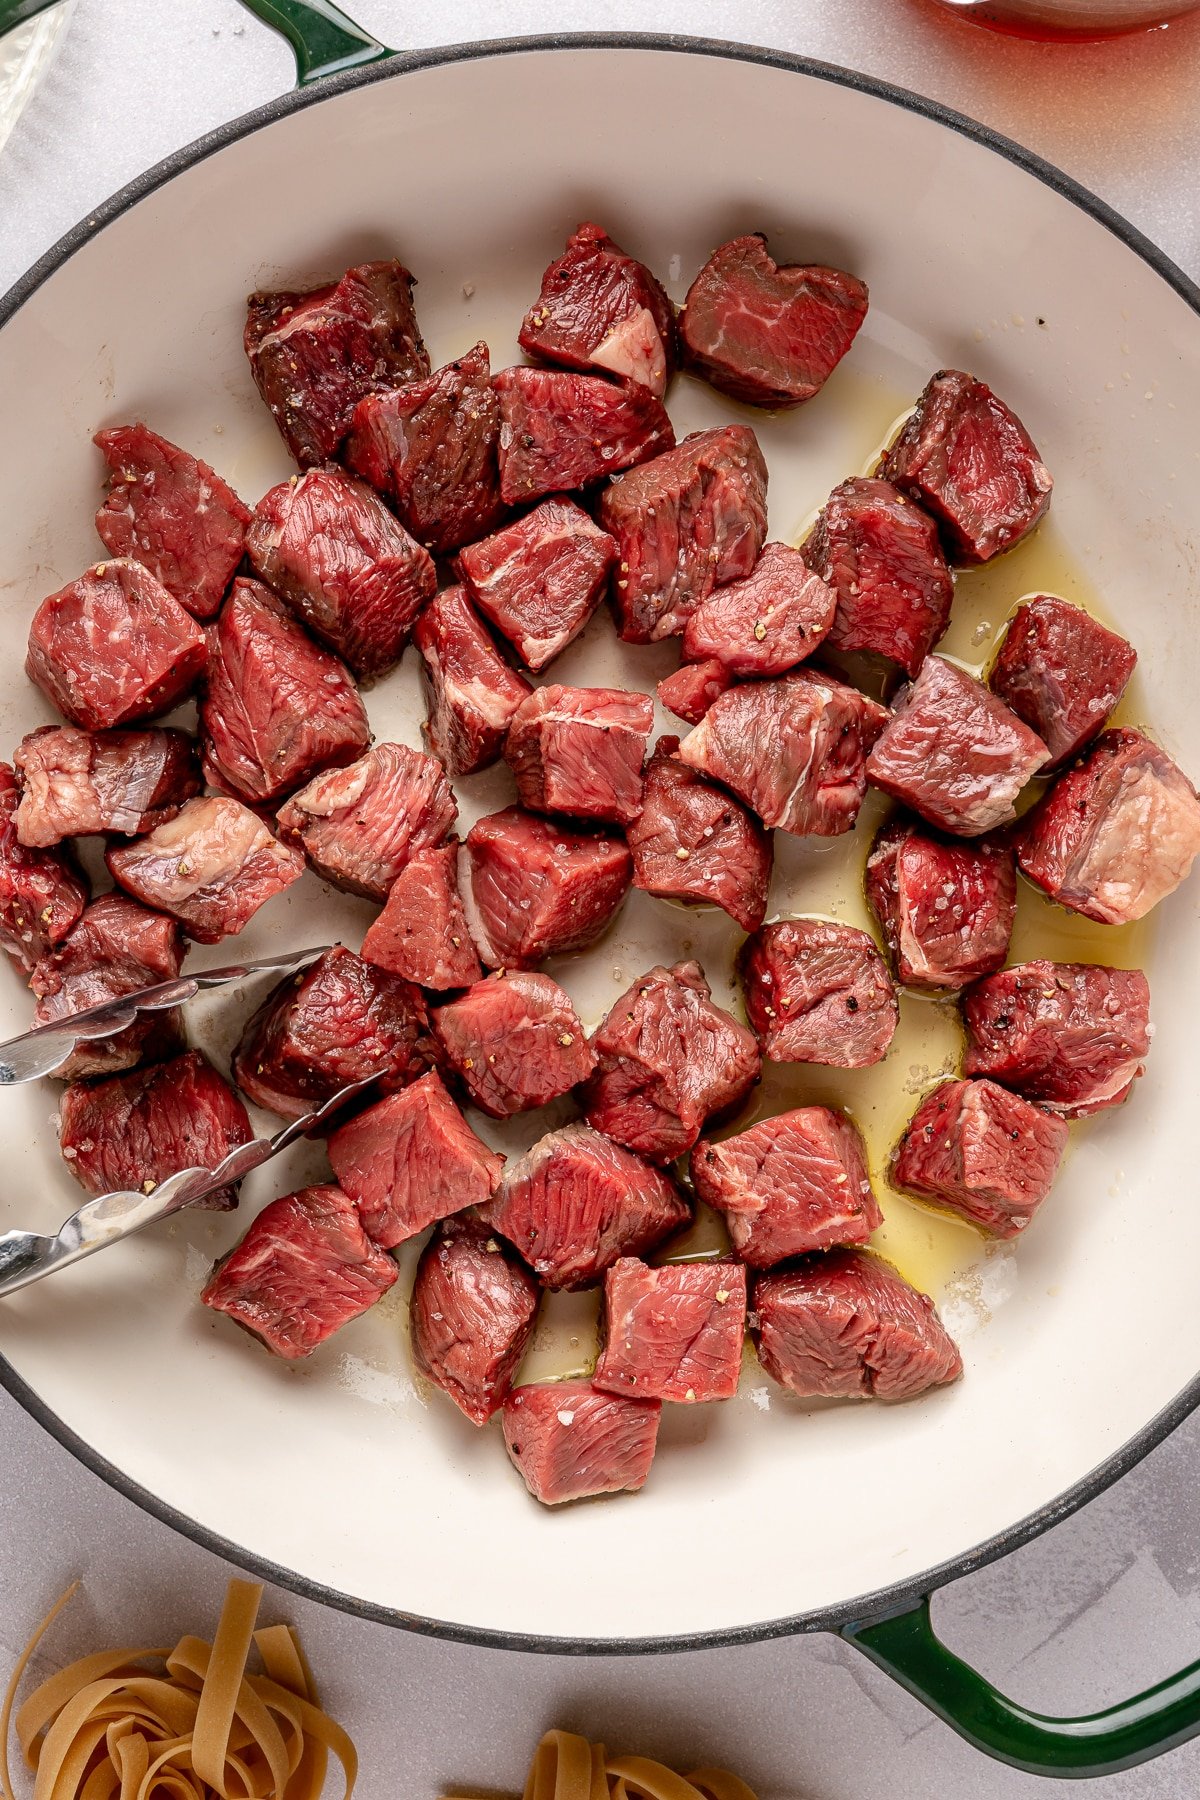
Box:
412 586 531 776
600 426 768 643
989 595 1137 769
594 1258 747 1403
433 971 595 1118
754 1250 962 1401
487 1122 690 1288
244 258 429 468
894 1078 1068 1239
276 742 456 902
361 843 482 990
963 959 1151 1116
626 738 772 932
740 919 898 1067
880 368 1053 564
1018 728 1200 925
200 577 369 805
502 1379 662 1505
30 894 184 1080
460 808 632 968
657 658 733 726
202 1184 398 1359
681 542 836 677
865 818 1015 992
678 669 889 837
13 725 200 847
800 476 954 677
504 685 653 825
327 1069 502 1248
492 365 674 505
26 560 206 731
865 656 1049 836
692 1107 881 1266
107 796 303 942
520 223 677 396
0 765 86 974
410 1213 540 1425
93 422 251 619
583 961 761 1164
59 1049 252 1212
456 496 617 672
247 468 436 681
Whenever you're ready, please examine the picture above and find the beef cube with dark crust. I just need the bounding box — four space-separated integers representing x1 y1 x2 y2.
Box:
865 818 1015 992
504 685 653 826
583 961 760 1165
657 659 734 726
740 919 898 1067
594 1258 747 1403
894 1078 1068 1239
14 725 200 847
626 738 772 932
456 497 617 673
989 595 1137 769
412 586 531 776
754 1250 962 1401
502 1378 662 1504
107 796 303 942
519 222 679 397
460 808 632 969
963 960 1151 1117
492 365 674 505
681 542 836 677
361 843 482 991
30 894 184 1080
26 560 207 731
247 468 436 681
410 1213 540 1425
276 742 456 902
880 368 1053 564
0 765 86 975
202 1184 398 1359
93 422 251 619
486 1122 690 1289
244 259 429 468
433 971 595 1118
1017 728 1200 925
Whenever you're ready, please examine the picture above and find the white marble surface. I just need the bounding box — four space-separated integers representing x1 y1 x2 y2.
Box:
3 3 1200 1795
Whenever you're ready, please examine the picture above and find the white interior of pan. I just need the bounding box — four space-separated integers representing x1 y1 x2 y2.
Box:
0 46 1197 1644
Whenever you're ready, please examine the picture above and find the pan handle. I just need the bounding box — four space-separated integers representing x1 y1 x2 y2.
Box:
233 0 395 85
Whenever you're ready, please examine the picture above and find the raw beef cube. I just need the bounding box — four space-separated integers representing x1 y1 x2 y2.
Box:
1017 727 1200 925
344 340 505 552
247 469 436 682
681 542 836 677
0 765 87 974
657 659 734 725
26 560 206 731
678 669 889 837
865 818 1015 992
456 496 616 672
412 585 531 775
202 1184 398 1359
361 843 482 990
107 796 303 942
865 655 1050 836
894 1078 1068 1238
460 808 632 968
504 685 653 825
880 368 1053 564
692 1107 882 1266
327 1069 502 1248
410 1213 541 1424
740 919 898 1067
276 742 456 902
432 971 595 1118
493 365 674 504
93 422 251 619
244 259 429 468
233 946 429 1119
583 961 761 1164
594 1258 747 1402
486 1122 690 1288
754 1250 962 1401
13 725 199 848
30 894 184 1080
963 959 1151 1116
519 222 678 397
800 476 953 677
626 738 772 932
502 1379 662 1504
59 1049 252 1212
600 426 769 643
989 595 1137 768
200 577 369 805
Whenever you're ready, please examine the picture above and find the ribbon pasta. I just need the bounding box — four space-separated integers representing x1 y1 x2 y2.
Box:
445 1729 761 1800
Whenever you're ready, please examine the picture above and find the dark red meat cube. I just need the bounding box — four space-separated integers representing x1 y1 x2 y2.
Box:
456 496 616 672
680 235 868 408
486 1122 690 1288
244 259 429 468
411 1213 540 1424
740 919 898 1067
26 560 206 731
93 422 251 620
865 655 1049 836
989 595 1136 769
504 685 653 825
202 1183 398 1359
107 796 303 942
865 817 1015 992
963 959 1151 1116
275 742 456 902
13 725 199 848
692 1107 881 1266
600 426 768 643
412 585 531 776
493 365 673 505
894 1077 1068 1239
657 658 733 725
626 737 772 932
502 1378 661 1504
30 894 184 1081
0 765 86 975
754 1250 962 1401
594 1258 747 1403
880 368 1053 564
583 961 761 1164
432 970 595 1118
681 542 836 677
678 669 888 836
361 842 482 991
519 222 678 397
460 808 631 968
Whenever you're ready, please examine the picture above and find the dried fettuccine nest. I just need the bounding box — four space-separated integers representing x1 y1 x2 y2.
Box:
445 1728 760 1800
